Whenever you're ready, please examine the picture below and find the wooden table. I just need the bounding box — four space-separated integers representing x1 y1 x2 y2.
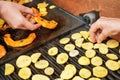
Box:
51 0 120 18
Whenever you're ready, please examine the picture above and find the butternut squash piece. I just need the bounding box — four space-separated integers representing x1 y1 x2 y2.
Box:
4 33 36 47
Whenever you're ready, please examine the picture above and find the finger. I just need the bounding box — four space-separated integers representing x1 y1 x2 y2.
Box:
30 19 36 24
23 20 41 30
14 3 34 15
25 14 31 20
97 30 108 43
89 22 100 42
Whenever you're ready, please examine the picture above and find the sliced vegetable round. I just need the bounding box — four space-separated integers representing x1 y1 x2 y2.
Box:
16 55 31 68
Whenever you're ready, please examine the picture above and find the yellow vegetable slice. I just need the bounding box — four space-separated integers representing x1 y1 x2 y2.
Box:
85 49 96 58
37 2 48 16
105 60 120 71
44 67 54 75
75 38 84 47
35 60 49 69
16 55 31 68
60 69 74 80
106 39 119 48
88 77 101 80
18 67 32 79
118 60 120 66
56 53 68 64
88 37 93 42
64 44 75 51
79 68 91 79
91 56 103 66
80 31 90 39
32 74 50 80
93 66 108 78
0 18 5 28
49 5 56 9
106 53 118 60
4 33 36 47
31 52 41 63
59 37 70 44
65 64 77 75
48 47 58 56
37 2 48 8
78 56 90 65
71 33 82 40
72 76 84 80
5 63 15 75
99 47 108 54
82 42 93 50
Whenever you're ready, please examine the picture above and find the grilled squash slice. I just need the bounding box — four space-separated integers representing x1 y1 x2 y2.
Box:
4 33 36 47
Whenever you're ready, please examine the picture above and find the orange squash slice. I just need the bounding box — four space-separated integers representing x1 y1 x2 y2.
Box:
0 45 6 58
32 7 58 29
4 33 36 47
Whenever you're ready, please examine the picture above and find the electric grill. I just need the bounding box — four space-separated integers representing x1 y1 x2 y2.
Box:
0 0 120 80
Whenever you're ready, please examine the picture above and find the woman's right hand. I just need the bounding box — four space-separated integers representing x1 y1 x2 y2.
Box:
89 17 120 43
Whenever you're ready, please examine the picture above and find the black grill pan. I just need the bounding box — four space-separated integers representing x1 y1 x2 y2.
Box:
0 0 120 80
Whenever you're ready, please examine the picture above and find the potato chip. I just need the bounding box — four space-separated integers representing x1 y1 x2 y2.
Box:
80 31 90 39
106 39 119 48
85 49 96 58
72 76 84 80
75 38 84 47
64 44 75 51
59 37 70 44
35 60 49 69
71 33 82 40
32 74 50 80
105 60 120 71
31 52 41 63
56 53 68 64
88 77 101 80
48 47 58 56
78 56 90 65
18 67 31 79
91 56 103 66
16 55 31 68
69 50 79 57
82 42 93 50
106 53 118 60
44 67 54 75
79 68 91 79
93 66 108 78
5 63 15 75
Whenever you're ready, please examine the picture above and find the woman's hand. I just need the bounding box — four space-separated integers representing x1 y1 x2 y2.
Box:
0 1 41 30
89 17 120 43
